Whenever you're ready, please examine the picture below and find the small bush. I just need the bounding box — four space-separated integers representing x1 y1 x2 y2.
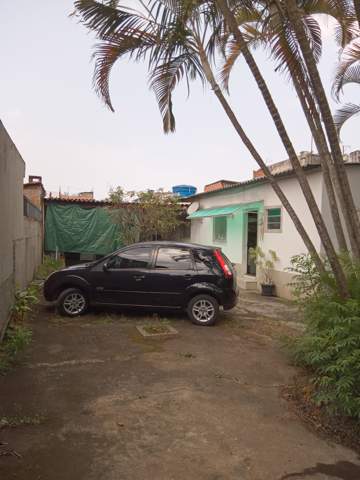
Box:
288 254 360 419
11 283 39 322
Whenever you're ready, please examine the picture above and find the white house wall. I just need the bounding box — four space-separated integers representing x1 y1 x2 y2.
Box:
321 165 360 252
190 170 325 298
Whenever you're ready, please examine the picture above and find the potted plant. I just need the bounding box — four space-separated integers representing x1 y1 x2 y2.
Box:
249 247 279 296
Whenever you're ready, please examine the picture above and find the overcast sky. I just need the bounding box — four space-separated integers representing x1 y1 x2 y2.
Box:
1 1 358 199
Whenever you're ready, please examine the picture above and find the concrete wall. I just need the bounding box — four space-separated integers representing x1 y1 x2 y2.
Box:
190 170 325 299
14 217 43 290
0 121 42 338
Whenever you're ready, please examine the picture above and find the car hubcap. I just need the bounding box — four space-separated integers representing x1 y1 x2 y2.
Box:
192 299 215 323
63 293 85 315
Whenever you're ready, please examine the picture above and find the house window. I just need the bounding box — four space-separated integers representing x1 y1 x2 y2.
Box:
213 216 227 242
266 207 282 232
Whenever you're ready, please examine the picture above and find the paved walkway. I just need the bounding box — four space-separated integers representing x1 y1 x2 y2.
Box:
0 292 359 480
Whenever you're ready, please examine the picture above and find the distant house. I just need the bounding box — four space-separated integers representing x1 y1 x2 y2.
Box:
187 151 360 299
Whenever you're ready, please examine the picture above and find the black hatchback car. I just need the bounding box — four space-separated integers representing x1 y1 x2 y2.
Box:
44 241 238 326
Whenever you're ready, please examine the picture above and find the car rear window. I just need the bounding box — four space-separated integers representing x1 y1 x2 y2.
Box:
155 247 193 270
193 249 215 271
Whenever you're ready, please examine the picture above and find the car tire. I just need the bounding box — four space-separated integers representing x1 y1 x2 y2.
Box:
187 294 219 326
57 288 88 317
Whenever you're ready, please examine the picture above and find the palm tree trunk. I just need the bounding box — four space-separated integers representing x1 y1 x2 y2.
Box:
286 0 360 259
289 59 348 252
291 74 347 252
215 0 349 297
354 0 360 29
195 42 326 274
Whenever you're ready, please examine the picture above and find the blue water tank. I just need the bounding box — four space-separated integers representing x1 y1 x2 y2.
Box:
172 185 197 198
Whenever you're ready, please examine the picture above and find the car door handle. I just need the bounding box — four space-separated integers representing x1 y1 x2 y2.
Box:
184 274 193 281
133 275 145 281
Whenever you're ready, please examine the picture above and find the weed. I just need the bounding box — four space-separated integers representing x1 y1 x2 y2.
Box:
0 325 32 375
11 284 39 322
143 324 169 335
93 314 115 325
178 352 196 359
0 414 45 429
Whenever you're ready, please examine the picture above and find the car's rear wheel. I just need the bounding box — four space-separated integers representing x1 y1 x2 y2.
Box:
57 288 88 317
187 294 219 326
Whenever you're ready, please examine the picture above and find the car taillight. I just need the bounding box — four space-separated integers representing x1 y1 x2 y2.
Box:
214 249 232 279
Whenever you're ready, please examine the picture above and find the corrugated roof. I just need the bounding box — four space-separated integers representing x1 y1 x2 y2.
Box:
45 197 191 208
45 197 113 206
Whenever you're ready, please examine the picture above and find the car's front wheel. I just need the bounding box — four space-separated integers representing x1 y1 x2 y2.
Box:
187 294 219 326
57 288 88 317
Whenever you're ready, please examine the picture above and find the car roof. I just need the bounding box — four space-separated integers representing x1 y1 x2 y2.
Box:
124 241 215 251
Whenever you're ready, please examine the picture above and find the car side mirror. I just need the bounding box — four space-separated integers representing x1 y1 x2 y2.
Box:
103 262 109 271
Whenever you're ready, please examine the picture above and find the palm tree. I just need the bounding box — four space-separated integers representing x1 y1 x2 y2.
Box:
354 0 360 26
333 20 360 131
217 1 352 254
281 0 360 258
74 0 352 293
215 0 350 295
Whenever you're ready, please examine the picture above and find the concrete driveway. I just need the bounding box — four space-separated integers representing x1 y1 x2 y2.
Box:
0 292 359 480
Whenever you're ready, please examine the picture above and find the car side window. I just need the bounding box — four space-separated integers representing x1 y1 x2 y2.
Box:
155 247 193 270
107 247 152 269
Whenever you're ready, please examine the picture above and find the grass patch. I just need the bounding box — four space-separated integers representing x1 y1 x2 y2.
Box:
142 324 170 335
92 314 116 325
0 414 46 429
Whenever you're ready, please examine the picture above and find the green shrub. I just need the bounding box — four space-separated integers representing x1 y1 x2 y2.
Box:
11 284 39 322
0 325 32 374
288 254 360 419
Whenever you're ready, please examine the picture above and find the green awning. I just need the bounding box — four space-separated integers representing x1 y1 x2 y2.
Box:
187 204 243 219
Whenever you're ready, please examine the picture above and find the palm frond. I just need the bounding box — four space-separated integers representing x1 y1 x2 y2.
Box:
92 33 155 111
219 39 241 91
304 0 357 47
149 52 205 133
333 102 360 131
216 4 263 90
74 0 154 39
333 38 360 98
302 15 322 63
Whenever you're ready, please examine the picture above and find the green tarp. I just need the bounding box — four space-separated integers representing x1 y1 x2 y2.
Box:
45 203 121 255
187 204 243 219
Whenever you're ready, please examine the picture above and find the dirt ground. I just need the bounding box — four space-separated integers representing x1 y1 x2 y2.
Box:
1 291 359 480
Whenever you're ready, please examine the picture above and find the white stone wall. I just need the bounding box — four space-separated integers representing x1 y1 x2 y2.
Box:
321 165 360 252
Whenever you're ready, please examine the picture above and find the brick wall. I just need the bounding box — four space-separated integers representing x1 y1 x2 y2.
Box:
204 180 239 193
